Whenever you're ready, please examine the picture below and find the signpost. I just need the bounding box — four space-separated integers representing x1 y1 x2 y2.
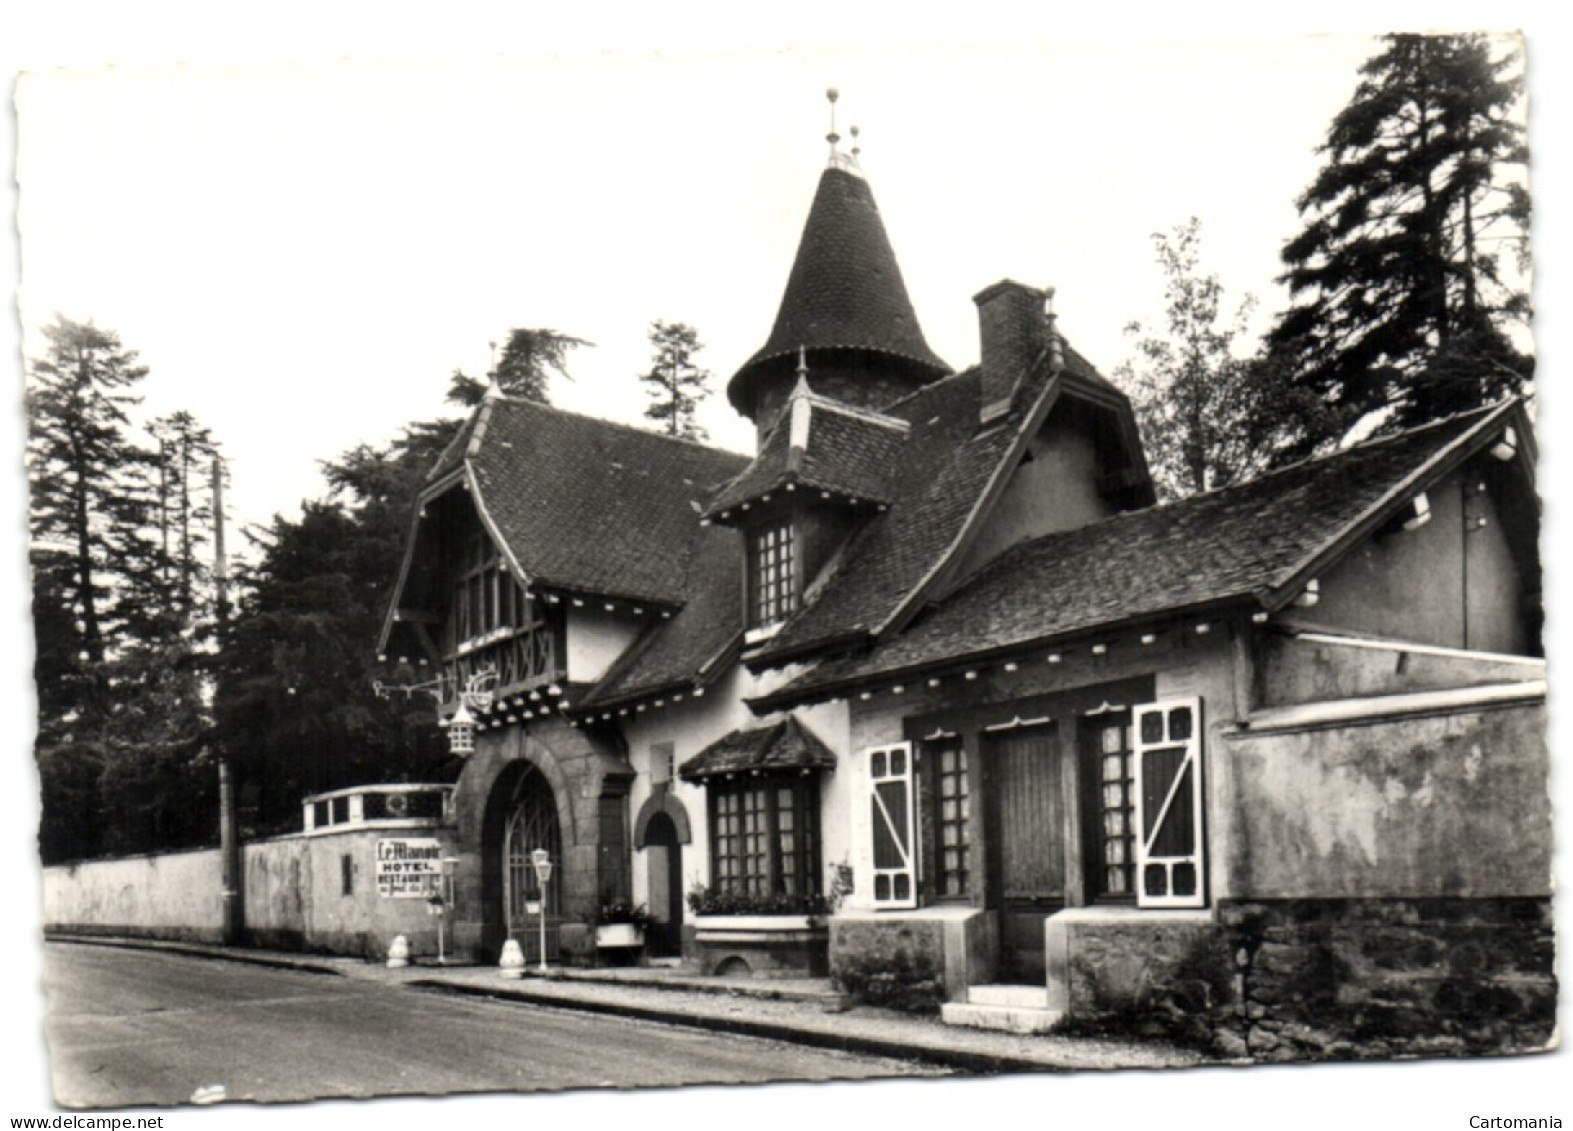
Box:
530 849 553 972
427 856 459 965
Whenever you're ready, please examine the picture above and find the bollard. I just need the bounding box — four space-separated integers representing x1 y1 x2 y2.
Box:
499 937 525 979
387 934 410 968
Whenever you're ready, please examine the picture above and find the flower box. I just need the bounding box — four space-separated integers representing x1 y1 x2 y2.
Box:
595 922 645 948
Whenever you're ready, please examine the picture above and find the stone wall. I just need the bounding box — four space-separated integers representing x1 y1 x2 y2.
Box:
1058 898 1556 1060
830 908 995 1010
829 915 947 1011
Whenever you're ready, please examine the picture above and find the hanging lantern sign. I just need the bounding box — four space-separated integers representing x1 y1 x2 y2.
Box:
443 701 477 755
531 848 553 885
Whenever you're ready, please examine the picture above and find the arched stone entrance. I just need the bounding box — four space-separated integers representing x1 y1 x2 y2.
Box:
450 718 633 963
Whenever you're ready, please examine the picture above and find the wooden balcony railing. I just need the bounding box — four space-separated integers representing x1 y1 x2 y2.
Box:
440 620 562 706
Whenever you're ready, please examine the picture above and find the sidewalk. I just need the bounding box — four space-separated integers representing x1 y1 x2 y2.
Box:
46 933 1205 1074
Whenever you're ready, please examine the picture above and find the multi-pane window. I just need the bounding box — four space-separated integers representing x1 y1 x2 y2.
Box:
923 738 971 898
710 778 819 897
750 521 798 628
1096 720 1137 898
451 530 529 648
1077 712 1139 901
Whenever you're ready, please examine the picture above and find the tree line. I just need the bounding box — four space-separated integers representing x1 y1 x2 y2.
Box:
27 32 1529 862
28 318 713 863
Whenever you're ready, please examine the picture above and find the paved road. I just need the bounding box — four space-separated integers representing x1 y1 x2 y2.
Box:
44 942 940 1107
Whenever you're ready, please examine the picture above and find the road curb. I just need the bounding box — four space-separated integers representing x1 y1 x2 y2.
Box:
46 933 348 977
408 977 1061 1076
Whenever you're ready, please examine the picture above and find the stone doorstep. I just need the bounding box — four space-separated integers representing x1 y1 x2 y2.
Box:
966 984 1051 1009
940 984 1063 1034
941 1000 1065 1035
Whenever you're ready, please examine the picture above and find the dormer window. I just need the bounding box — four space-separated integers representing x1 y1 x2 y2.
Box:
750 519 799 628
450 529 528 652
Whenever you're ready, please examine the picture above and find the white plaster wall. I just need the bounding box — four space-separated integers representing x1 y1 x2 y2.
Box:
44 826 464 957
565 605 643 683
621 661 850 911
952 416 1112 585
43 848 224 938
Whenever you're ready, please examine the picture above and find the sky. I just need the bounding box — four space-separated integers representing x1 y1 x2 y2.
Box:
14 39 1388 539
4 2 1569 1126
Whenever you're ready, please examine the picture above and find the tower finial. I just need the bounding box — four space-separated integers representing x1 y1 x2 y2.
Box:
825 87 841 153
850 124 861 162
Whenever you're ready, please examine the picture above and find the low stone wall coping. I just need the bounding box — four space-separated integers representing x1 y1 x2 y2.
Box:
833 906 981 924
1051 907 1215 927
693 915 825 932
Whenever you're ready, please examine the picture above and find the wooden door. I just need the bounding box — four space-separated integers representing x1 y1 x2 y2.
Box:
984 723 1064 982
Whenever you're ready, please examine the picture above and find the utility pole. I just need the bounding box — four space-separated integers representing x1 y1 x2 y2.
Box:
213 455 242 946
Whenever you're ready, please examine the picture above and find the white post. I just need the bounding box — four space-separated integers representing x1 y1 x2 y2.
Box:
531 849 553 973
537 898 547 972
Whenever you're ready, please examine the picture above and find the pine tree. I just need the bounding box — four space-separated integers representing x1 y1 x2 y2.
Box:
26 316 150 734
98 416 227 856
26 316 232 860
1267 33 1531 450
144 412 223 621
447 327 592 405
640 320 713 441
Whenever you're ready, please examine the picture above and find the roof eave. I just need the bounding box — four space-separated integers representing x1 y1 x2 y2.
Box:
745 596 1259 715
1259 400 1523 612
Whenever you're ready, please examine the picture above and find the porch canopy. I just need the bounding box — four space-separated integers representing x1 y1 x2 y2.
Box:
678 716 837 782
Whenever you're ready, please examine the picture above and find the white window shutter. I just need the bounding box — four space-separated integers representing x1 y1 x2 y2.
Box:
1132 698 1206 909
867 742 917 909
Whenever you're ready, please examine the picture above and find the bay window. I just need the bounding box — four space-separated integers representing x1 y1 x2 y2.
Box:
709 776 820 898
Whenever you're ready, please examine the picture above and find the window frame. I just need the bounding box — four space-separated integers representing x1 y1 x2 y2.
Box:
918 732 972 901
707 775 821 900
747 517 800 630
1079 709 1139 904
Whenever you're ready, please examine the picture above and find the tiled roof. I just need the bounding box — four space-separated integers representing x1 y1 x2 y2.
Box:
575 521 742 709
728 167 948 414
705 395 908 518
753 404 1513 708
677 716 837 782
744 342 1117 667
456 397 749 607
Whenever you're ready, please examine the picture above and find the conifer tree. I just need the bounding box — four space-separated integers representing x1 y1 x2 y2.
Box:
27 316 232 860
26 316 151 734
447 327 591 406
640 319 712 441
1267 33 1531 450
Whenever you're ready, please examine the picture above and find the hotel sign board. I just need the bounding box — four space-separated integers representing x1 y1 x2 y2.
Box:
376 838 443 898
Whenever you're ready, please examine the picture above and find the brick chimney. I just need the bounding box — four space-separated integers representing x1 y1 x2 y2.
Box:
973 279 1049 422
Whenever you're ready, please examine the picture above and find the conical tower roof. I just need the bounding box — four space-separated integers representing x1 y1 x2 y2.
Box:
728 164 949 416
